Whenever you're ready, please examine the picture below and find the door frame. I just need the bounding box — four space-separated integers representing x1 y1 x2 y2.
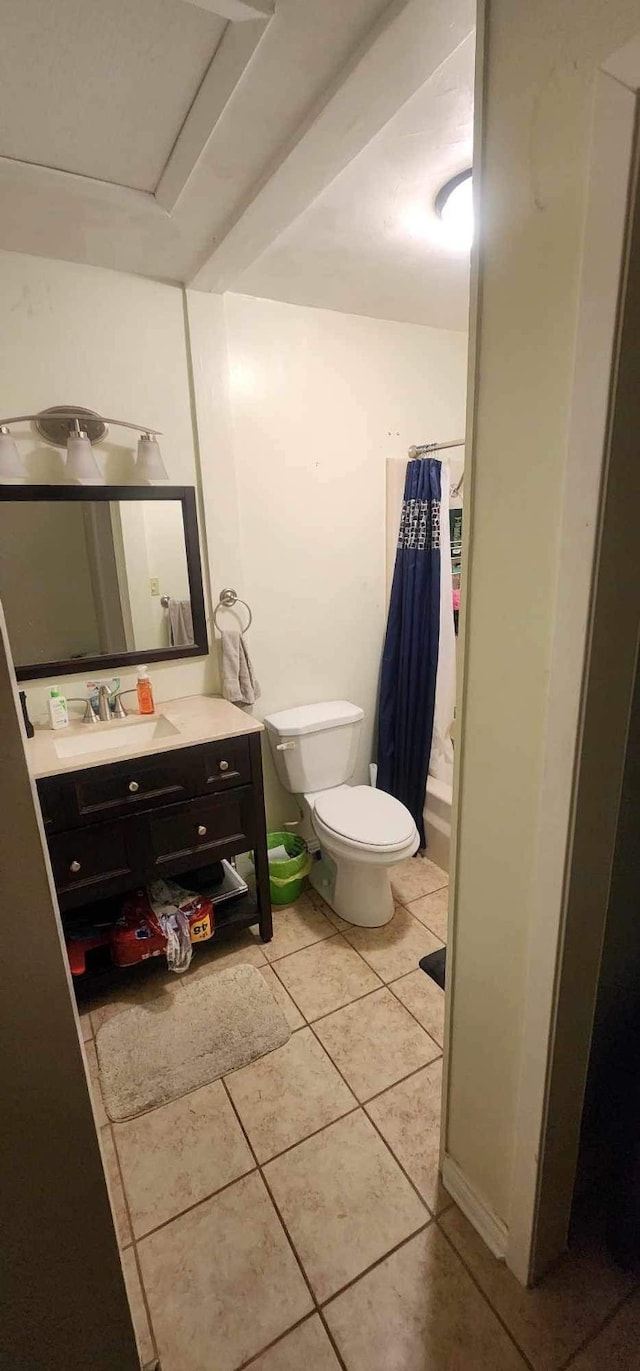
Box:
0 605 140 1365
507 39 640 1283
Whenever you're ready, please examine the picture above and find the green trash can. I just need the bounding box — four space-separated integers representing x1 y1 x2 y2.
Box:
266 832 312 906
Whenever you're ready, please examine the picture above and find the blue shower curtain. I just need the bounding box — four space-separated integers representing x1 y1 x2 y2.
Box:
377 456 441 848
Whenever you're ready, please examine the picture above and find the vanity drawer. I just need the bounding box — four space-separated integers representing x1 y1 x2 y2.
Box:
74 752 194 820
49 823 134 902
39 749 202 830
148 790 255 875
201 736 251 792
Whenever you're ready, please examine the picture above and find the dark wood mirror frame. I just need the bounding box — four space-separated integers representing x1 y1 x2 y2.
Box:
0 484 209 680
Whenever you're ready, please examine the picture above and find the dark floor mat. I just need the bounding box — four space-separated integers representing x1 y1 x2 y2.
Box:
419 946 446 990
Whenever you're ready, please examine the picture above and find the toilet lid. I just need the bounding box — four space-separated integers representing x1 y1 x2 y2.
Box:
314 786 416 849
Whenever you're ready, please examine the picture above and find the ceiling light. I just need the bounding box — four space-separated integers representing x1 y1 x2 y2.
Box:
435 169 473 250
66 425 103 483
400 204 433 240
0 426 27 480
136 433 168 481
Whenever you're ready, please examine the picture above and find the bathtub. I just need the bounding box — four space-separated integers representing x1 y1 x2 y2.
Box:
424 774 452 872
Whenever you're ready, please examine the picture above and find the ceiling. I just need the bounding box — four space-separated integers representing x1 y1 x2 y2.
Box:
233 34 474 329
0 0 475 329
0 0 226 191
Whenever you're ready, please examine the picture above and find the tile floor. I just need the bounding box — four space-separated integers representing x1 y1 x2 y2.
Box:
81 855 640 1371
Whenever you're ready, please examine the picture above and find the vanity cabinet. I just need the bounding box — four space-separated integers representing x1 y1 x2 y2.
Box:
37 730 272 948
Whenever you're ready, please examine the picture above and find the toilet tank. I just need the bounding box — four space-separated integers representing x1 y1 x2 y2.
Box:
264 701 364 794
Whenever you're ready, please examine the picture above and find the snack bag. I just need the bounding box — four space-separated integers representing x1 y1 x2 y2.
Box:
112 882 214 972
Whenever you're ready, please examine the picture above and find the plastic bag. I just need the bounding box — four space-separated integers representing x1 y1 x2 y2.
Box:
147 880 195 973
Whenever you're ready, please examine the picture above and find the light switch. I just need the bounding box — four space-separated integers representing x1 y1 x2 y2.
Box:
150 577 160 596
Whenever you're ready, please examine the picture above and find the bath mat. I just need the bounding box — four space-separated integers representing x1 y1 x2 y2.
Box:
419 947 446 990
95 964 290 1122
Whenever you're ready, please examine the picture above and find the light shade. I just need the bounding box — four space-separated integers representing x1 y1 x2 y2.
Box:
435 169 473 250
136 433 168 481
66 429 103 483
0 425 27 480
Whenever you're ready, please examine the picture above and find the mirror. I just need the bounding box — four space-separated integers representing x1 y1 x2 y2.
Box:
0 486 208 679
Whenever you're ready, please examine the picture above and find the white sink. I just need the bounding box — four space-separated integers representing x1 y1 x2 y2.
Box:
54 714 180 760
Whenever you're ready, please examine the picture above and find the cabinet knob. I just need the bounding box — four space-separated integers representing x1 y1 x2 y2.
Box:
69 860 81 873
197 824 207 838
219 760 229 772
129 780 139 793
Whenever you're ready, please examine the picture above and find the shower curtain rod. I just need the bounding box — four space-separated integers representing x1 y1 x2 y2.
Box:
408 440 465 457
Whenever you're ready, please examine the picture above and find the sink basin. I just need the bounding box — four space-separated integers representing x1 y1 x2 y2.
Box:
54 714 180 760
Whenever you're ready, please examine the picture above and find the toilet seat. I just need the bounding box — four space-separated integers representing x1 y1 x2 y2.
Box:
313 785 416 852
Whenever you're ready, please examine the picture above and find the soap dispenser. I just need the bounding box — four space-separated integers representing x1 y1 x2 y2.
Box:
47 686 69 730
136 665 155 715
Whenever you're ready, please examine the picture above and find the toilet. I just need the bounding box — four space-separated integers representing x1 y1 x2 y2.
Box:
264 701 419 927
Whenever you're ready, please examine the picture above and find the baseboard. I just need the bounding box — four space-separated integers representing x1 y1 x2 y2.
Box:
441 1156 508 1260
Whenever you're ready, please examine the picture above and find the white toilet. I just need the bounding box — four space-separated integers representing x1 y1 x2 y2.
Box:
264 701 419 927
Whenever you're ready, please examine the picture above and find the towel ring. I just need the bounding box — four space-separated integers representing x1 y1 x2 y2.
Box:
213 588 253 633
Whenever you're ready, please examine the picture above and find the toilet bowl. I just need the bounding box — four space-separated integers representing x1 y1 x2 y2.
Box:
264 701 419 928
308 784 419 926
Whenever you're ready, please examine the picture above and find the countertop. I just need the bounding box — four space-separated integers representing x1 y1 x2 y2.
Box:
26 694 263 779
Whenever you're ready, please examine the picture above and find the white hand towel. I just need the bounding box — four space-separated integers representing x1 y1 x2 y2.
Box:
220 630 260 706
168 598 194 647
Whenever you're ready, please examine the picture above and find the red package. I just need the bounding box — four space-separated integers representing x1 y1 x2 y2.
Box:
110 891 166 967
66 927 112 977
111 886 214 968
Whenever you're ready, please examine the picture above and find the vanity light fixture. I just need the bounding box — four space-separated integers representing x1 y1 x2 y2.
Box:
0 425 28 480
136 432 169 481
0 406 168 484
66 421 103 483
435 168 473 250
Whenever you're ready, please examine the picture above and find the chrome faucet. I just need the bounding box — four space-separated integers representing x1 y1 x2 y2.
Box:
81 680 137 723
111 688 137 718
69 681 137 724
96 683 112 722
66 696 100 725
86 680 114 722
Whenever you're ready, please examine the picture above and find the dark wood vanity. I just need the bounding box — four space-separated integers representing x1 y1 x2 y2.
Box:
1 479 273 973
36 726 273 965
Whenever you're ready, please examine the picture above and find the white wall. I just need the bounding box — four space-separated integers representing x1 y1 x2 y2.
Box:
189 291 468 824
143 500 192 647
0 252 468 830
117 500 162 651
446 0 640 1234
116 500 191 652
0 249 217 720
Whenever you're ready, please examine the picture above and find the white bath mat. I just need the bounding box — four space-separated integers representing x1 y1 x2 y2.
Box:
95 964 290 1121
